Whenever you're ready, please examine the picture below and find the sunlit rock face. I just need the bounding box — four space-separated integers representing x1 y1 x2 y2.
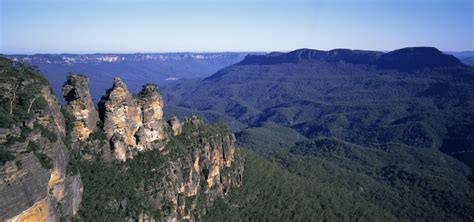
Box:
99 77 142 147
62 74 99 140
99 78 168 161
136 83 167 150
149 117 243 222
169 116 183 136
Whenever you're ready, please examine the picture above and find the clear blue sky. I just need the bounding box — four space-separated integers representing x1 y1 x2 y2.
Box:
1 0 473 54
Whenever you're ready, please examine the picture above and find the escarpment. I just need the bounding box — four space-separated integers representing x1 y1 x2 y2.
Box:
1 57 243 221
0 58 82 222
144 119 243 221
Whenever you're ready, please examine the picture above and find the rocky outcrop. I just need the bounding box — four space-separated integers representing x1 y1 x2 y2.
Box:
136 84 167 150
99 77 143 160
148 118 243 221
169 117 182 136
99 78 168 161
62 74 99 140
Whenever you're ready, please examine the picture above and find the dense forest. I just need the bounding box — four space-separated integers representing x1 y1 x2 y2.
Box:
162 47 474 220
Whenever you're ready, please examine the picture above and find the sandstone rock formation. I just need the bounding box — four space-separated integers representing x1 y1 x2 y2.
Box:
62 74 99 140
99 77 142 146
1 57 243 222
99 78 168 161
169 116 182 136
136 83 167 150
146 118 243 221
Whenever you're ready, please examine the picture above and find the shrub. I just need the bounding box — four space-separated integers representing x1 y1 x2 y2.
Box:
27 141 52 169
40 126 58 143
0 146 15 165
34 152 52 169
27 141 40 152
90 129 106 141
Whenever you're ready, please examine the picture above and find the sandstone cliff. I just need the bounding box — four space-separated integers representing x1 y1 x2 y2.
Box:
0 57 243 221
0 59 82 221
148 118 243 221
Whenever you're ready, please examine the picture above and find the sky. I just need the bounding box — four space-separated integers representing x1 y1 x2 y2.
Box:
0 0 473 54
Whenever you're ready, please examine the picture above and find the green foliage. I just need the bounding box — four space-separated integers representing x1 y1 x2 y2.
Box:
4 125 32 145
205 136 474 221
0 56 50 128
236 122 306 155
37 124 58 143
164 53 474 220
166 121 231 158
0 111 14 128
27 141 41 152
31 96 49 111
73 148 168 221
165 57 474 168
74 160 151 221
205 149 393 221
73 122 233 220
283 138 474 220
61 106 75 133
0 57 51 173
27 141 53 169
34 152 52 169
0 145 15 165
89 129 106 141
60 106 74 147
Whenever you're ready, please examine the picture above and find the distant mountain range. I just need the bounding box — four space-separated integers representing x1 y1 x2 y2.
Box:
4 52 252 101
238 47 464 69
4 50 472 103
163 47 474 168
446 51 474 66
6 53 251 65
161 47 474 220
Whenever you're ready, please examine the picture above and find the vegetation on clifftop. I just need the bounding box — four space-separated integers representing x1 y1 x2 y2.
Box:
68 120 235 221
0 57 55 168
0 57 49 128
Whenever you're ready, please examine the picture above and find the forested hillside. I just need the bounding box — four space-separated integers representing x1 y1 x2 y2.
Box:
163 47 474 220
163 47 474 169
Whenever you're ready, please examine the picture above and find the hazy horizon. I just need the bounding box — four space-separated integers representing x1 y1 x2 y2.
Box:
3 47 474 56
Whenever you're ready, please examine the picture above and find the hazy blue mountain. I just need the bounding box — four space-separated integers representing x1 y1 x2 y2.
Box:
446 51 474 66
163 47 474 170
5 53 250 101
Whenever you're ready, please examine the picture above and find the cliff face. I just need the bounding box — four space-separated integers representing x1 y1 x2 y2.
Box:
1 58 243 222
150 119 243 221
0 60 82 222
